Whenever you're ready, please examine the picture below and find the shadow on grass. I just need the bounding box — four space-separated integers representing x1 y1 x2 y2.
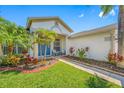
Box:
0 70 21 75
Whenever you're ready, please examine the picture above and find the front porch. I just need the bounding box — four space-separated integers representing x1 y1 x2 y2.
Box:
31 34 67 59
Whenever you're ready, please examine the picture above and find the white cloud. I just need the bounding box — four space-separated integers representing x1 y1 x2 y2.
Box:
109 9 115 16
99 12 104 18
78 13 84 18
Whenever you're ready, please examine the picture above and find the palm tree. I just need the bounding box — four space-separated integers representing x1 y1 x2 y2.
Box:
0 17 7 56
16 26 31 51
100 5 124 67
5 23 28 56
0 17 30 56
34 28 57 64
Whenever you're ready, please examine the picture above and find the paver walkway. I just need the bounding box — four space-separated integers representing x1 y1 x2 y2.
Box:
58 57 124 87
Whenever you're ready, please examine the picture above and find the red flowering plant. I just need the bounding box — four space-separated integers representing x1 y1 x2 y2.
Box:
108 53 123 65
24 55 32 65
23 55 38 66
69 47 75 56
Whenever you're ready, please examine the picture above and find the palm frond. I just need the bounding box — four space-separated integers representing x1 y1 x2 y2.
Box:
100 5 114 16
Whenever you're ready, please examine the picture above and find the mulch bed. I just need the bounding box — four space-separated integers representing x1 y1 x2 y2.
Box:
0 59 57 74
22 61 57 74
63 55 124 76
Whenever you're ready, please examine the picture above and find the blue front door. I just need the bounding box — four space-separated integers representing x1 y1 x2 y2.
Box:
38 44 51 56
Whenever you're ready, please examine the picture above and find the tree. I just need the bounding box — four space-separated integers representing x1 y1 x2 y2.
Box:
0 17 30 56
34 28 57 63
100 5 124 67
16 26 31 51
0 17 8 56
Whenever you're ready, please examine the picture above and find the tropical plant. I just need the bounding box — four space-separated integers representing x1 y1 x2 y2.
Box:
34 28 57 63
85 75 112 88
108 52 123 65
100 5 124 63
76 48 86 60
8 55 20 66
0 55 9 66
32 58 38 65
16 26 31 50
23 54 38 67
1 20 30 56
0 55 20 66
0 17 31 66
0 17 8 56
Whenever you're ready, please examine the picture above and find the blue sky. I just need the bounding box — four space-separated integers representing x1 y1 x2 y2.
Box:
0 5 118 33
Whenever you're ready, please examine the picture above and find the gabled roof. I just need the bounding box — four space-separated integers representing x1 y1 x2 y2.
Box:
26 16 73 32
69 24 117 38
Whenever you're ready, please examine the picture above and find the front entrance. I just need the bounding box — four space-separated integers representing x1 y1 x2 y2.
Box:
54 39 61 52
38 44 51 56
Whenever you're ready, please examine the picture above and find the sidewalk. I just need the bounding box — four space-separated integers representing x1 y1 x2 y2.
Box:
58 58 124 87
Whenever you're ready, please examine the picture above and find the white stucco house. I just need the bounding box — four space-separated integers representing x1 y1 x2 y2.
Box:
25 16 118 61
2 16 117 62
26 17 73 59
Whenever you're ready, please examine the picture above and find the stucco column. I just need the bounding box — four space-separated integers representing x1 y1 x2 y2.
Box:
33 43 38 59
65 36 68 55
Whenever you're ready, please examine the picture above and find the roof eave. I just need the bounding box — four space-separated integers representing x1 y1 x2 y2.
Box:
26 17 73 33
69 24 117 38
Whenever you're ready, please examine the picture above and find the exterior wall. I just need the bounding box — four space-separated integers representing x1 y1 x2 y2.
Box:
28 20 116 61
30 21 71 35
68 31 116 61
29 21 71 58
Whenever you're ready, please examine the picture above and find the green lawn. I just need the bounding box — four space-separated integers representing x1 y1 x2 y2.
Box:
0 62 121 88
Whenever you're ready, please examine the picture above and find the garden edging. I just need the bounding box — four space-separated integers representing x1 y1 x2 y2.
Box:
0 61 57 74
62 57 124 77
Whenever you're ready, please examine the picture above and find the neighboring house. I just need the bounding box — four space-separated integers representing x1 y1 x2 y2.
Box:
26 17 73 58
68 24 117 61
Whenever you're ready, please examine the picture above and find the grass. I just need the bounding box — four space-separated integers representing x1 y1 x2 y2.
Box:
0 62 121 88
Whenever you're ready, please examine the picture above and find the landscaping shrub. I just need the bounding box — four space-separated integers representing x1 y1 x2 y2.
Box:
0 55 21 66
0 55 10 66
8 55 20 66
85 75 112 88
32 58 38 65
0 54 38 67
108 53 123 65
76 48 86 60
23 55 38 65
